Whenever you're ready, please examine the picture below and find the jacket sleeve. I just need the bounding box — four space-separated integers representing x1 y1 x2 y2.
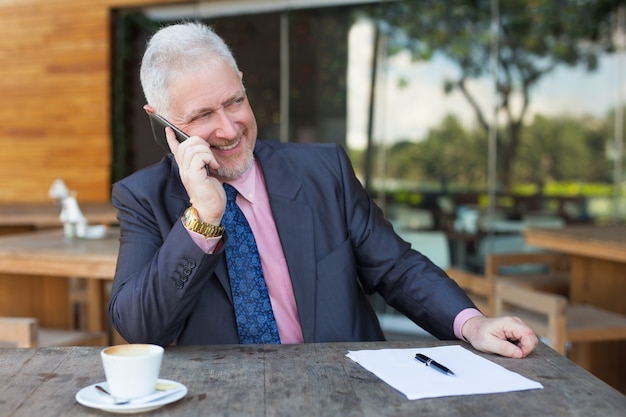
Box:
108 177 224 346
333 145 477 339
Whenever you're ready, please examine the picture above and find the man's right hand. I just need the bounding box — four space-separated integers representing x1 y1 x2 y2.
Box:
167 127 226 225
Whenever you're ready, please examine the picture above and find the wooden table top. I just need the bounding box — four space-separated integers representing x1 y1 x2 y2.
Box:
2 341 625 417
0 202 118 228
0 227 119 279
524 225 626 263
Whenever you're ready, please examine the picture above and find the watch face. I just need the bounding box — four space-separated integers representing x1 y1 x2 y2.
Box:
182 206 223 237
184 207 198 223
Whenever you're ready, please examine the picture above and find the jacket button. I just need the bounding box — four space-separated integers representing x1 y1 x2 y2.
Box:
175 280 184 289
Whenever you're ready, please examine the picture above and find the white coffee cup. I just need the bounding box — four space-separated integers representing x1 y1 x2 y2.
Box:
101 344 164 399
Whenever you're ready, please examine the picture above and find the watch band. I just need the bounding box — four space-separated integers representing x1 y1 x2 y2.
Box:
182 206 224 238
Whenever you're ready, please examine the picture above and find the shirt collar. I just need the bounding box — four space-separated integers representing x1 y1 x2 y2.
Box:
225 159 258 205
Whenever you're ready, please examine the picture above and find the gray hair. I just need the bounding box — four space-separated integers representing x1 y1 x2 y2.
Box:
140 22 239 116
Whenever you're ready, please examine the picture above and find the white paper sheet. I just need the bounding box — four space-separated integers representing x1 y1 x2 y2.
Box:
346 345 543 400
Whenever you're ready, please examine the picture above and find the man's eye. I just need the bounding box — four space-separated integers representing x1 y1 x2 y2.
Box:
224 97 245 111
232 96 245 105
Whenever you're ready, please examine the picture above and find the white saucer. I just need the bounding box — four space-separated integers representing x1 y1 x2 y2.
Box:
75 379 187 414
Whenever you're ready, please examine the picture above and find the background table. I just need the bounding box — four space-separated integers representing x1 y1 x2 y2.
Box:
0 202 118 235
1 341 625 417
524 225 626 393
0 228 119 337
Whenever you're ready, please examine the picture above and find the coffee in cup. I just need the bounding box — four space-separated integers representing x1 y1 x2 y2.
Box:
100 344 164 399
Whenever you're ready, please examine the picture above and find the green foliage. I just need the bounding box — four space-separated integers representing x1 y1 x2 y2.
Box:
354 108 622 197
390 114 488 189
516 114 613 185
411 115 487 188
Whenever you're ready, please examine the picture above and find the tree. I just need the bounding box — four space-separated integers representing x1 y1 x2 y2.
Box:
373 0 621 190
414 114 486 189
385 140 422 180
516 115 601 186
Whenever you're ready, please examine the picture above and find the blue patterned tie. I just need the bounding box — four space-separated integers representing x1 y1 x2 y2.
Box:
222 183 280 344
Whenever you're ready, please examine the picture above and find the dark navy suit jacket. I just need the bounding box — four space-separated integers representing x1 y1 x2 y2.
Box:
109 140 475 345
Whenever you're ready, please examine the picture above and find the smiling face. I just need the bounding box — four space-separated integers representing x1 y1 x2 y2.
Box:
166 61 258 181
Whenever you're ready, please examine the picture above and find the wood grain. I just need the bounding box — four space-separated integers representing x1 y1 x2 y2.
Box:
0 0 190 203
1 342 625 417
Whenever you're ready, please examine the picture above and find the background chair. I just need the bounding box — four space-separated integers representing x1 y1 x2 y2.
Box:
446 251 571 317
464 234 543 273
0 316 106 348
487 252 570 296
0 317 37 348
495 281 626 356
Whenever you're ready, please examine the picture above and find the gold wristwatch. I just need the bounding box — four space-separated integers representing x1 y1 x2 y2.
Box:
182 206 225 238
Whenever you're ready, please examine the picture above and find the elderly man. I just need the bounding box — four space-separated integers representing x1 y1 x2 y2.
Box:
109 22 537 359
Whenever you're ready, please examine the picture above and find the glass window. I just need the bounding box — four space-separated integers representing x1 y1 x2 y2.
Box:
112 1 625 228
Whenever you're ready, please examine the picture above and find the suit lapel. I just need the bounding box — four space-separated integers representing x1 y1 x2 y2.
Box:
256 142 317 342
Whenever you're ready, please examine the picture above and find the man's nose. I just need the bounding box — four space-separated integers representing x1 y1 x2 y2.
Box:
213 109 238 138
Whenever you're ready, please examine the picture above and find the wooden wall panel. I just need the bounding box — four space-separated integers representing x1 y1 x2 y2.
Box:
0 274 70 328
0 0 188 203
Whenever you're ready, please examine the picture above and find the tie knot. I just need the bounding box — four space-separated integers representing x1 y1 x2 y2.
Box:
223 183 238 203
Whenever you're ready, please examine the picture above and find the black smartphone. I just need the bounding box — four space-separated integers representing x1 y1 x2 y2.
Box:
148 112 190 151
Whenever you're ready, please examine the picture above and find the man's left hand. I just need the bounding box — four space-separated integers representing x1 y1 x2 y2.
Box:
461 316 539 358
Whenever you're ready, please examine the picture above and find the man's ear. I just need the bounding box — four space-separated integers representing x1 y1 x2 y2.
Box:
143 104 156 114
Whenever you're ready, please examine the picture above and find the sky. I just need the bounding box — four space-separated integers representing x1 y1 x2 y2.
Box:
347 20 626 151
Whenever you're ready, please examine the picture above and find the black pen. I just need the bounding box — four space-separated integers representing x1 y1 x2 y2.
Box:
415 353 456 377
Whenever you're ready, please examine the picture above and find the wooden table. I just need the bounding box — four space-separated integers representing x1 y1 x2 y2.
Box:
524 225 626 393
0 202 118 234
0 228 119 335
2 341 625 416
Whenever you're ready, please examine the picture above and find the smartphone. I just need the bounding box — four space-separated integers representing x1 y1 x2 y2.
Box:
148 112 190 151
